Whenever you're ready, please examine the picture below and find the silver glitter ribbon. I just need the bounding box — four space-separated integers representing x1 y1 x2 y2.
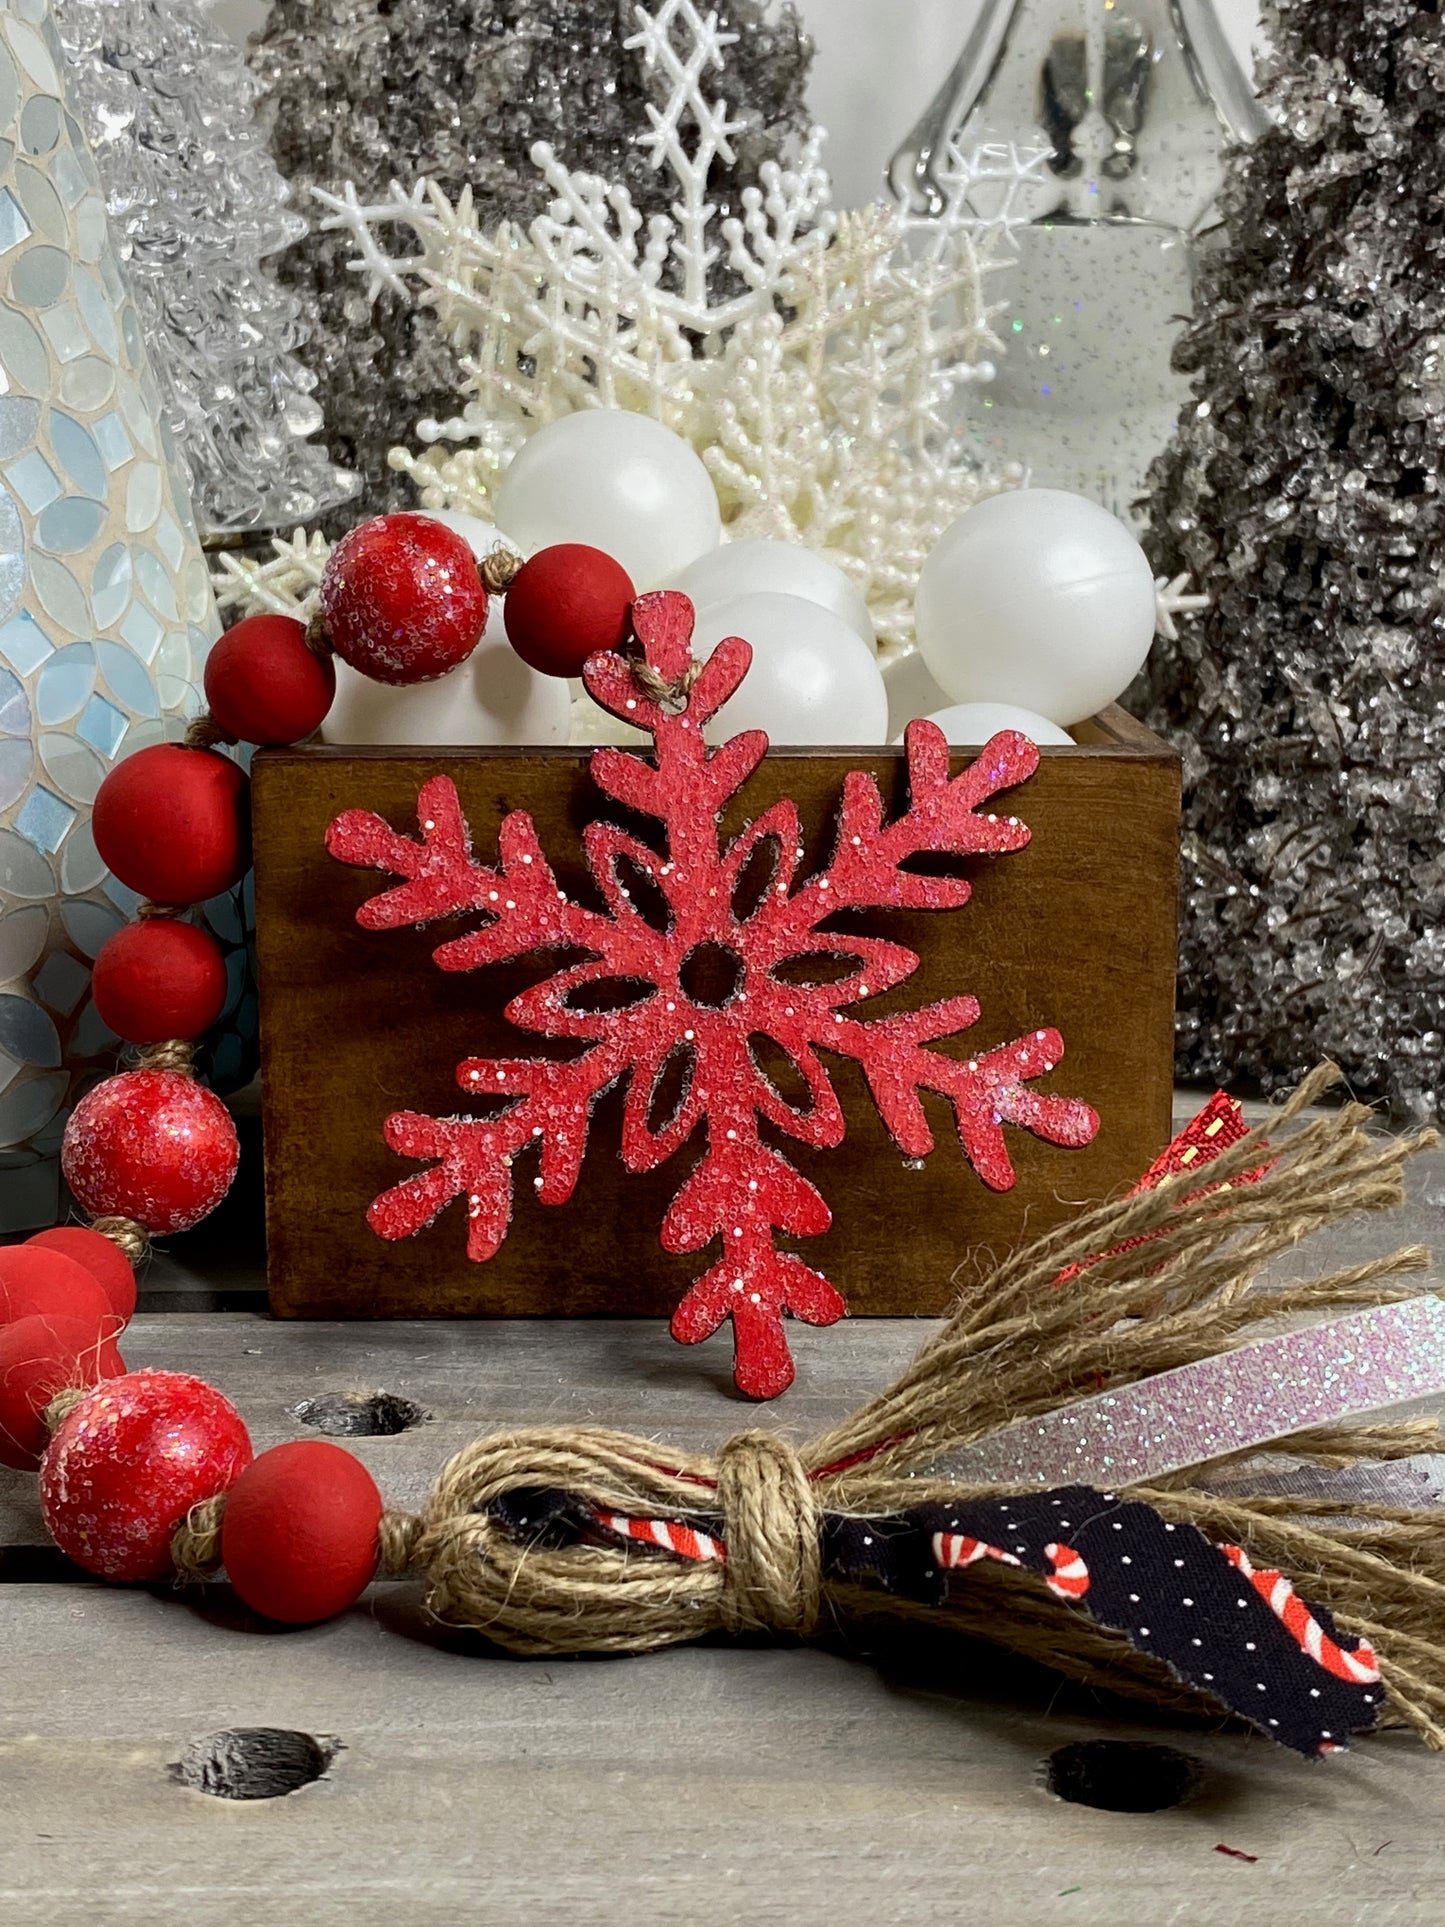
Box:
931 1295 1445 1488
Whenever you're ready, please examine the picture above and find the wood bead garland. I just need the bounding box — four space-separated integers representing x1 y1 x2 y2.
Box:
219 1440 385 1624
40 1369 253 1582
62 1069 240 1235
0 1313 126 1470
90 920 229 1047
320 513 493 685
25 1226 137 1323
203 612 336 746
91 742 252 904
503 543 636 678
0 1245 116 1330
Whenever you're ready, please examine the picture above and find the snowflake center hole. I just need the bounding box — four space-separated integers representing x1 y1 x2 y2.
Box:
678 941 746 1009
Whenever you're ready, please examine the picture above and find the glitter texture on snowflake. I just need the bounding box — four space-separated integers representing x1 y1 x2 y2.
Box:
326 592 1098 1397
301 0 1048 662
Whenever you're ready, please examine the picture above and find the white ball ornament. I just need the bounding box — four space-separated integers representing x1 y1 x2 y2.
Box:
670 540 875 651
692 592 889 746
915 488 1158 728
896 702 1075 747
323 595 570 747
494 410 721 590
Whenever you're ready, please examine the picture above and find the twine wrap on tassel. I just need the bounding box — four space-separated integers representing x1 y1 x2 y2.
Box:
359 1067 1445 1749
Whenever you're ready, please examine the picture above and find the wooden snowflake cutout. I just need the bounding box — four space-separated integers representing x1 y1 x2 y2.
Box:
326 593 1099 1397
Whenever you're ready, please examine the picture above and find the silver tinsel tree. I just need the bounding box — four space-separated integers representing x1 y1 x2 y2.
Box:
59 0 358 536
250 0 814 519
1141 0 1445 1120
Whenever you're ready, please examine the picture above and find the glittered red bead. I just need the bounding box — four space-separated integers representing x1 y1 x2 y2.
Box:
25 1227 137 1324
220 1439 384 1624
204 613 336 746
320 514 489 685
61 1070 239 1235
0 1313 126 1471
0 1245 116 1330
92 744 251 904
503 543 635 678
40 1369 252 1581
91 920 229 1046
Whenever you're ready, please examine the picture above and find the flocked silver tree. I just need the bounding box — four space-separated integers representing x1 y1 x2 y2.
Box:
1141 0 1445 1120
58 0 358 536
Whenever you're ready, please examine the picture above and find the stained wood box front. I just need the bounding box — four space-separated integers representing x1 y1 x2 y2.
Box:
251 708 1181 1318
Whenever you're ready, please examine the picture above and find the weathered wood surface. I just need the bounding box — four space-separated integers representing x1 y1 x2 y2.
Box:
251 713 1179 1319
5 1582 1445 1927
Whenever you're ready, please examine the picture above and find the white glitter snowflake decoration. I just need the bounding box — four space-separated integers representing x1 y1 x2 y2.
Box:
311 0 1048 659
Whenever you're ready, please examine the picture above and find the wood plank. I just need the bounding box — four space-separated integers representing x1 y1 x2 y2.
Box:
251 734 1180 1318
2 1583 1443 1927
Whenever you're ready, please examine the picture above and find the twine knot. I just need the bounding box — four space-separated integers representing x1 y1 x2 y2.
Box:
90 1215 150 1264
627 651 702 712
378 1509 424 1574
716 1431 822 1637
171 1492 227 1580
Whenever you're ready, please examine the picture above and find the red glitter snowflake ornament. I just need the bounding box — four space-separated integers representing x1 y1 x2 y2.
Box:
326 592 1099 1398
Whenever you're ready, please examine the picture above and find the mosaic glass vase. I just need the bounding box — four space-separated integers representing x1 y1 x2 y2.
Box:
890 0 1266 521
0 0 234 1230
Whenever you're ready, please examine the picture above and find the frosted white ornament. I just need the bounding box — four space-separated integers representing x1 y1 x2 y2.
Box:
896 702 1074 747
493 410 721 590
669 540 876 652
323 595 569 747
692 593 889 746
915 489 1158 728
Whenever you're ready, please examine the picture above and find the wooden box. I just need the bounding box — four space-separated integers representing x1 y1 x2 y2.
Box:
251 708 1180 1318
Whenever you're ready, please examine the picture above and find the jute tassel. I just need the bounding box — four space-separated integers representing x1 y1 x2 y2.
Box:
339 1069 1445 1739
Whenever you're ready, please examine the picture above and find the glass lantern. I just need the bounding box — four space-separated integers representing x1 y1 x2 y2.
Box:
889 0 1267 521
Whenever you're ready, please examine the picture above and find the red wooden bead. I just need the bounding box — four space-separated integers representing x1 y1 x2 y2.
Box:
220 1439 384 1623
91 920 229 1046
40 1369 252 1581
92 743 251 904
0 1245 116 1330
61 1069 239 1235
320 514 490 685
204 613 336 746
503 543 635 678
26 1226 137 1323
0 1313 126 1470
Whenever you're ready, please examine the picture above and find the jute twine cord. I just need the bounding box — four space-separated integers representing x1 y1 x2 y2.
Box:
90 1214 149 1265
628 652 703 710
184 713 237 752
478 546 523 595
151 1067 1444 1742
132 1039 197 1076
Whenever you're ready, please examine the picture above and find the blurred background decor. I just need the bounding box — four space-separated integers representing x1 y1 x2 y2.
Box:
0 0 225 1229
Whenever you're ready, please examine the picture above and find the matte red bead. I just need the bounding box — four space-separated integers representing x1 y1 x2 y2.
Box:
40 1369 252 1581
503 543 635 678
26 1227 137 1323
220 1439 384 1624
91 920 229 1046
61 1070 239 1235
92 743 251 905
0 1245 116 1331
0 1313 126 1471
204 613 336 746
320 514 489 685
